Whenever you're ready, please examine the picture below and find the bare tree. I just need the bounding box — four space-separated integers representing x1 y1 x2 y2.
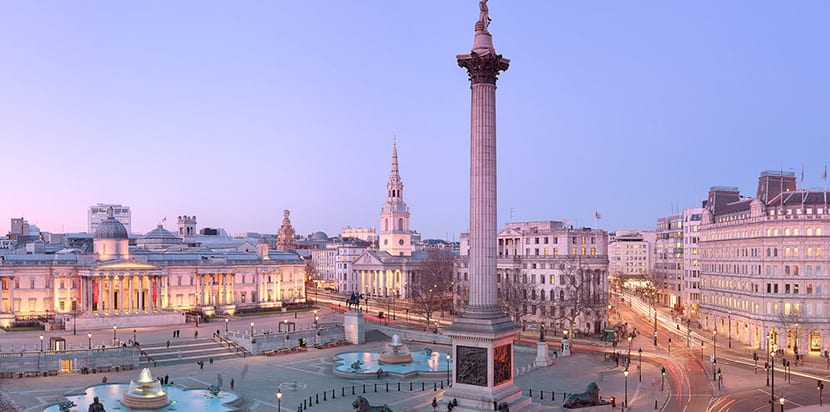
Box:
497 271 541 327
303 257 318 303
778 309 804 355
410 249 454 329
550 257 604 337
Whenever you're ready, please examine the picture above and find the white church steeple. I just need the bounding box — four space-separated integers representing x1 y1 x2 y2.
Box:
379 137 412 256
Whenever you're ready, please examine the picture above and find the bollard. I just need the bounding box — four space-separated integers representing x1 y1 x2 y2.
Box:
529 389 533 397
440 381 444 389
398 382 401 391
374 383 377 392
434 382 437 391
316 394 319 404
422 382 425 391
309 396 312 406
540 390 544 400
342 387 345 397
332 389 336 399
410 382 413 391
304 399 307 409
655 399 658 409
386 383 389 392
323 392 326 401
363 384 366 394
352 385 355 395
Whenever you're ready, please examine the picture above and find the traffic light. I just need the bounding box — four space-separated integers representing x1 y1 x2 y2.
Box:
661 367 666 376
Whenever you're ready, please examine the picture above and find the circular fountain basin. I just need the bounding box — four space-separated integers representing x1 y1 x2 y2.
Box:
44 384 238 412
335 350 450 379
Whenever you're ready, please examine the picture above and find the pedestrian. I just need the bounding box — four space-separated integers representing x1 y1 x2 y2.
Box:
376 368 381 380
230 378 234 390
88 396 105 412
102 376 108 383
173 330 176 339
194 330 198 339
209 357 214 364
199 361 204 370
164 374 169 385
166 340 170 349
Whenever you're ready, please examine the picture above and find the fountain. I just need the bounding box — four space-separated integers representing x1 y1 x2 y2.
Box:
378 334 413 364
120 368 170 410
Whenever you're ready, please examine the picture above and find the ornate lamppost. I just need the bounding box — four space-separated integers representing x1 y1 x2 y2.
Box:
728 312 732 348
713 328 718 380
113 324 117 343
250 321 254 337
225 318 229 333
446 354 452 386
40 333 44 352
623 368 629 409
88 332 92 350
71 296 77 335
276 388 282 411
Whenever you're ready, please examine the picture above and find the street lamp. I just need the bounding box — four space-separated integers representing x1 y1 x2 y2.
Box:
623 368 629 409
71 296 77 335
113 324 117 343
276 388 282 411
638 348 643 382
771 349 776 412
728 312 732 348
780 396 784 412
88 332 92 349
133 329 137 343
225 318 228 333
713 329 718 380
40 334 44 352
250 321 255 337
446 354 452 386
700 341 704 361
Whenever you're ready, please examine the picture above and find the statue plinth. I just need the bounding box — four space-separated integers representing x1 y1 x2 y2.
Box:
534 341 552 367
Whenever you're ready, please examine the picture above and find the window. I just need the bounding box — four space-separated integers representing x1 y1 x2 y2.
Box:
794 284 800 294
550 275 555 285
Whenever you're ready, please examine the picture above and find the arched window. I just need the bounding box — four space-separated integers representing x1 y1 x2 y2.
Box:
398 218 403 231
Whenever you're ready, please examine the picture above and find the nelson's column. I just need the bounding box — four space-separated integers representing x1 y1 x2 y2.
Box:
444 2 529 411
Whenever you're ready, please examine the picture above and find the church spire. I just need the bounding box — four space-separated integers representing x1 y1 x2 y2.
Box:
379 137 411 256
387 136 403 201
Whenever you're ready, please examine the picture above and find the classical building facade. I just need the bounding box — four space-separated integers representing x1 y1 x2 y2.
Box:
699 170 830 356
352 140 424 300
0 208 306 329
455 221 610 335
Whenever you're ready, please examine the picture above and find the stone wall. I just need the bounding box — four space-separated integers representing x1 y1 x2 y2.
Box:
0 346 139 377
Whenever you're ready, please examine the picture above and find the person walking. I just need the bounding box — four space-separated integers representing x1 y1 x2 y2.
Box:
230 378 234 390
166 340 170 349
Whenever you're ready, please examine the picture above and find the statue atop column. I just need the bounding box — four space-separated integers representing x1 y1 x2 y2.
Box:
476 0 491 33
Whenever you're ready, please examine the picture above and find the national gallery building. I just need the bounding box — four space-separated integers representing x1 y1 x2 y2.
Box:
0 209 306 329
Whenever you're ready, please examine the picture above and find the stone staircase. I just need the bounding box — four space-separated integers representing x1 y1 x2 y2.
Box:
136 337 247 367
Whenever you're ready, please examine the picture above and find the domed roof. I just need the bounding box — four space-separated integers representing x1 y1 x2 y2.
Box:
309 231 328 241
142 225 179 240
94 207 129 240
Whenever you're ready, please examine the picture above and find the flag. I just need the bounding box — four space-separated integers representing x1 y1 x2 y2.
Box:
162 217 167 224
595 211 601 219
801 163 805 183
824 164 827 181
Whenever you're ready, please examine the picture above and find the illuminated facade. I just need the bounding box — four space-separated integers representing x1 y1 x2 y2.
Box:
0 208 305 328
699 171 830 355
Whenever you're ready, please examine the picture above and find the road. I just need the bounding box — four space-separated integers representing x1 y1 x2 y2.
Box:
614 292 830 412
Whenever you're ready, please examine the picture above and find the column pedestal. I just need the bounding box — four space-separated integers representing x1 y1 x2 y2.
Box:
561 338 571 357
534 341 552 367
344 311 365 344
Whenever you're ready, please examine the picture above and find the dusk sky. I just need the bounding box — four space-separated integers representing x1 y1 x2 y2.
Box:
2 1 828 240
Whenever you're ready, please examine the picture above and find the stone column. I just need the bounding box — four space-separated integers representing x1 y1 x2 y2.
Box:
0 277 4 313
9 277 14 314
128 276 134 313
108 275 114 315
208 275 214 306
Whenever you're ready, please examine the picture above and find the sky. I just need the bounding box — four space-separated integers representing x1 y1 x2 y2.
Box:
1 1 829 240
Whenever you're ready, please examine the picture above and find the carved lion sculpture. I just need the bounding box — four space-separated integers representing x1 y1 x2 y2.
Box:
352 395 393 412
563 382 601 408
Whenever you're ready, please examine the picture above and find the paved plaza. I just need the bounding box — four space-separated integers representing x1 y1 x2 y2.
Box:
0 308 673 412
